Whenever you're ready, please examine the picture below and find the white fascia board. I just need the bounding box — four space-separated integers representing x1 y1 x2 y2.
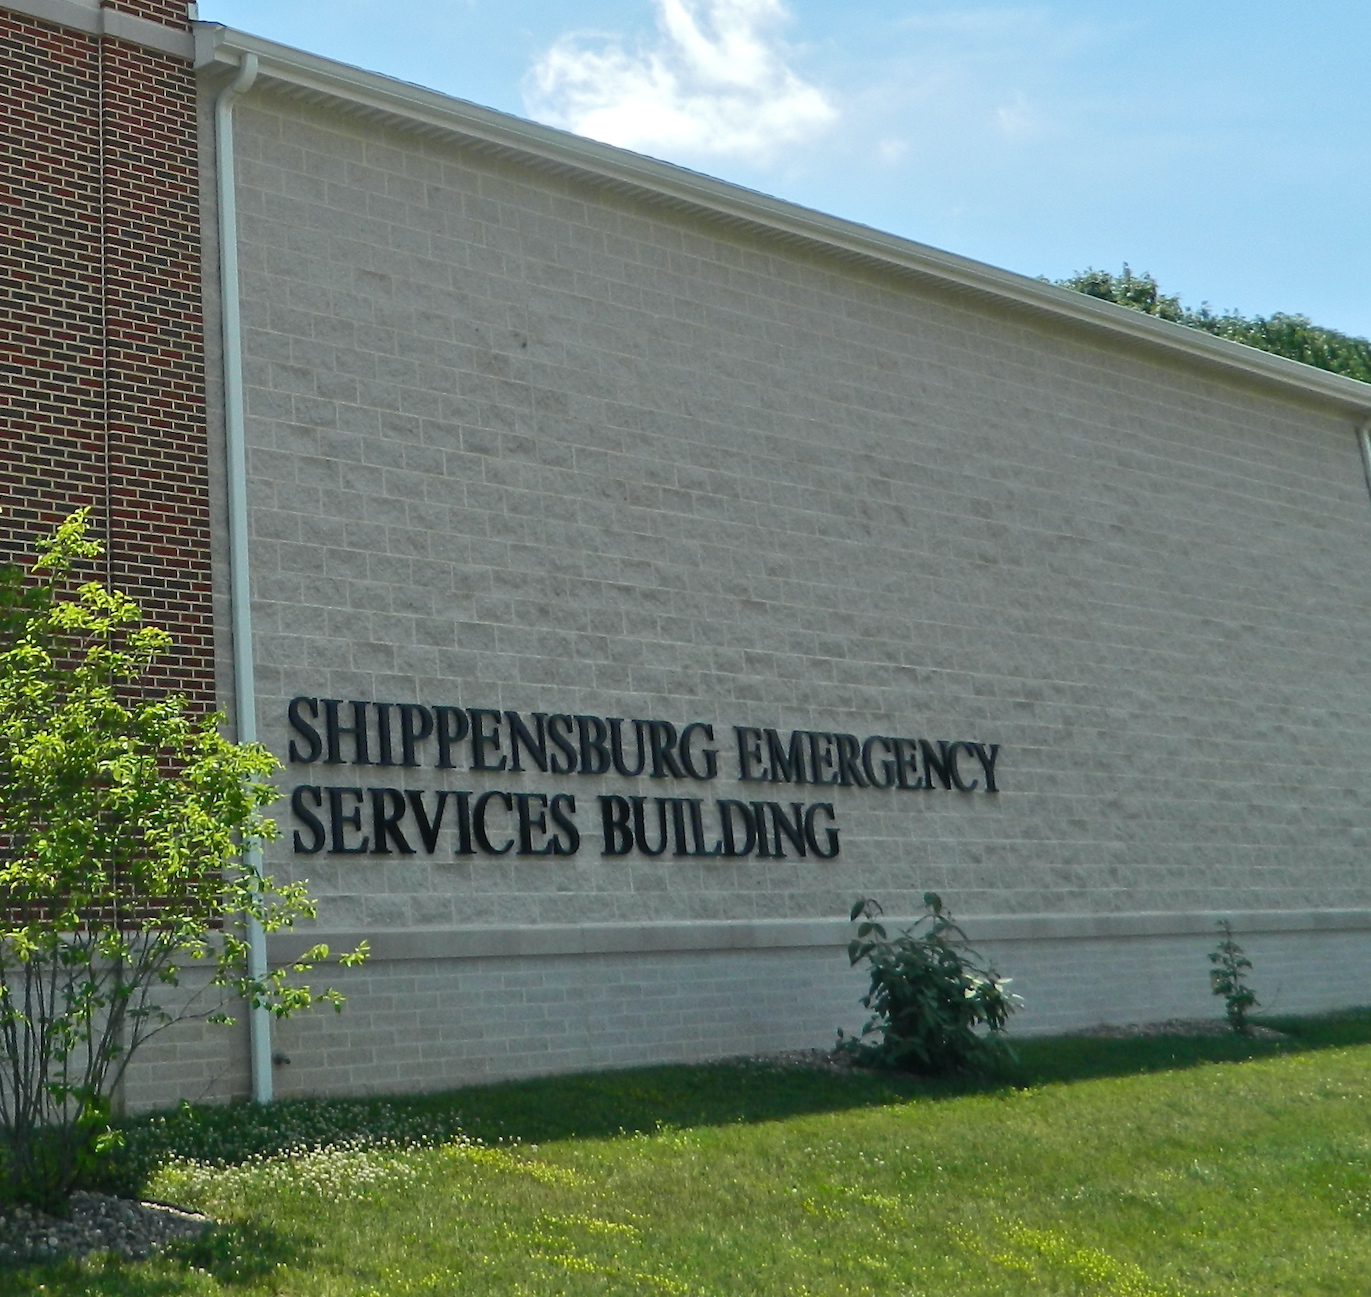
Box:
195 23 1371 420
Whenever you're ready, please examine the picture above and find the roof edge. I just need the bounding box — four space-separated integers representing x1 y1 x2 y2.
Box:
195 23 1371 420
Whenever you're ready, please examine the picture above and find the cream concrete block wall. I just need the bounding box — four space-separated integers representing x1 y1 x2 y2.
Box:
270 949 870 1097
266 924 1371 1099
979 929 1371 1035
186 85 1371 1096
119 968 250 1113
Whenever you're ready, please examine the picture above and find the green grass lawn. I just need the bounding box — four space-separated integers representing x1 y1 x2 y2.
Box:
5 1011 1371 1296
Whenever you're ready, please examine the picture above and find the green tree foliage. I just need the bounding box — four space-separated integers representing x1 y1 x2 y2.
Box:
1056 265 1371 384
0 511 365 1210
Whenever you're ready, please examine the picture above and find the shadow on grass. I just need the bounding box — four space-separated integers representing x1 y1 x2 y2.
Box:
1007 1006 1371 1088
435 1007 1371 1144
164 1220 308 1286
0 1221 307 1295
0 1257 192 1297
108 1008 1371 1168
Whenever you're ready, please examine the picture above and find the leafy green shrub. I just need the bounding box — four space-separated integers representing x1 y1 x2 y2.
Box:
839 895 1020 1075
0 512 366 1211
1209 920 1259 1034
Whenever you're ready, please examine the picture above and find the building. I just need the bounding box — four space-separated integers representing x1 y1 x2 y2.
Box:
4 1 1371 1109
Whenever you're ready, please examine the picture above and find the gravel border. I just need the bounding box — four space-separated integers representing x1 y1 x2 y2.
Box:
1064 1017 1288 1041
735 1020 1288 1074
0 1193 211 1264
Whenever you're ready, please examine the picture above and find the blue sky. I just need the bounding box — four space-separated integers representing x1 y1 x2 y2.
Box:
199 1 1371 339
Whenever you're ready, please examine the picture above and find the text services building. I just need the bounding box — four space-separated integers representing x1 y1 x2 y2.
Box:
5 0 1371 1108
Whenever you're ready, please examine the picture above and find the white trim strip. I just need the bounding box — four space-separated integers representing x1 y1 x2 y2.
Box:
190 23 1371 419
2 0 194 58
270 910 1371 964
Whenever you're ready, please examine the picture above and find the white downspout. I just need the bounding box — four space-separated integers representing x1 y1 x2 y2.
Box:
1358 420 1371 506
213 52 272 1104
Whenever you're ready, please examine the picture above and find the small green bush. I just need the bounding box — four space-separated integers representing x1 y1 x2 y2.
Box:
839 894 1020 1075
1209 919 1260 1034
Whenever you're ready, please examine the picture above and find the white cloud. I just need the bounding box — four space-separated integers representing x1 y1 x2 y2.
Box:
524 0 837 162
994 94 1040 141
875 136 909 165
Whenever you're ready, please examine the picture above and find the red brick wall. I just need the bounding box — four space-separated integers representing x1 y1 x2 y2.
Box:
105 1 189 31
0 8 211 708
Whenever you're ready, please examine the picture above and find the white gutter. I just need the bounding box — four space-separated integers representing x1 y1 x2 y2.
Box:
190 25 1371 420
212 51 273 1105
